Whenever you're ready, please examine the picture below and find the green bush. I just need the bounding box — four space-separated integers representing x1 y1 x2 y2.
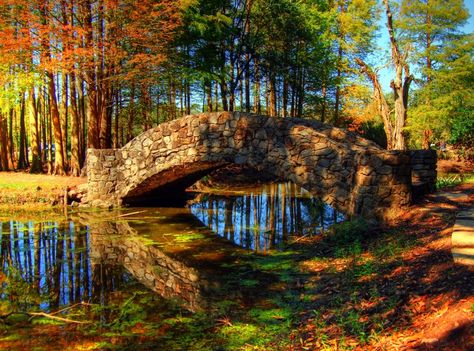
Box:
450 108 474 147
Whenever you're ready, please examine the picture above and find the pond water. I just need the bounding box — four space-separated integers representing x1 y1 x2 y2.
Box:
0 182 344 314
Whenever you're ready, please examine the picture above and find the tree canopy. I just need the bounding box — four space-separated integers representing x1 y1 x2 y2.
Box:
0 0 471 173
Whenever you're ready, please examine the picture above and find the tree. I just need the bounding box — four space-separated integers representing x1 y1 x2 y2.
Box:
357 0 413 150
399 0 469 148
332 0 379 126
408 33 474 147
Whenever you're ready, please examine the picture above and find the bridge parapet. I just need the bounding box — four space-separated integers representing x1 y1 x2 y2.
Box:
87 112 425 222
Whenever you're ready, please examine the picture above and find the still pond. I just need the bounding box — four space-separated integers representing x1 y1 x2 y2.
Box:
0 182 345 348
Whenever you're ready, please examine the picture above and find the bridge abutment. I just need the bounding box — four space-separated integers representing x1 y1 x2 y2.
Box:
86 149 122 207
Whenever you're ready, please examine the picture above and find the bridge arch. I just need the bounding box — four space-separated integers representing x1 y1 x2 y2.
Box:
87 112 414 221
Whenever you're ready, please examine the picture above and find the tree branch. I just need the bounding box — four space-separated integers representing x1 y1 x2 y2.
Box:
355 57 394 149
1 303 93 325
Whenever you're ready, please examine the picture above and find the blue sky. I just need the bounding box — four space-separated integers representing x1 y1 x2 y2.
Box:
462 0 474 33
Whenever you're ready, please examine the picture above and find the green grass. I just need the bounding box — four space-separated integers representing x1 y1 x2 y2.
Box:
0 172 85 220
436 173 474 190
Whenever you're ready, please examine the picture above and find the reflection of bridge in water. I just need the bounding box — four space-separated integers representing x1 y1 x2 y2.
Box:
0 216 231 312
87 218 204 311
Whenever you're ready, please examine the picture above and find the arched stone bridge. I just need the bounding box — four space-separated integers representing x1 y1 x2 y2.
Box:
86 112 436 221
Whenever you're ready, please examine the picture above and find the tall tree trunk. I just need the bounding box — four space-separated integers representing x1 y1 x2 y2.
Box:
356 1 413 151
282 77 288 117
245 56 250 112
18 92 28 169
421 11 432 148
356 58 394 149
46 72 66 175
334 35 343 125
384 0 412 151
81 0 100 149
425 11 432 83
214 82 219 112
61 73 68 169
297 67 304 118
77 78 86 163
229 57 235 111
253 58 261 114
290 77 296 117
321 83 327 123
269 73 277 117
186 80 191 115
127 83 135 140
220 79 229 111
40 88 47 165
113 88 120 148
0 115 12 170
29 88 42 173
206 81 213 112
70 72 81 176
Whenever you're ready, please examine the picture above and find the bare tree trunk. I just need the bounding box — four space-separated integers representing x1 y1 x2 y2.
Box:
18 92 28 169
29 88 42 173
384 0 412 151
80 0 100 149
245 57 250 112
297 67 304 118
356 58 394 149
269 73 277 117
355 1 413 151
61 73 69 170
70 72 81 176
321 83 327 123
45 71 66 174
0 115 12 170
186 80 191 115
206 81 213 112
282 77 288 117
220 79 229 111
253 58 261 114
128 83 135 140
113 89 120 148
77 78 86 163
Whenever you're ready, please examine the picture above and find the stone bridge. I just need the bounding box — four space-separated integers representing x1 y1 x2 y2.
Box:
87 112 436 221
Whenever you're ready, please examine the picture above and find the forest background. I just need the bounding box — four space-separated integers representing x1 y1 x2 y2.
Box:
0 0 472 176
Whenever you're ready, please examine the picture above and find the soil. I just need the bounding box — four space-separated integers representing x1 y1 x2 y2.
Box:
437 159 474 175
295 180 474 351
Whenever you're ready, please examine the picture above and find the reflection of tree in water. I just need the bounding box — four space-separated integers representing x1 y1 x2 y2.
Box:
0 221 129 312
189 182 345 251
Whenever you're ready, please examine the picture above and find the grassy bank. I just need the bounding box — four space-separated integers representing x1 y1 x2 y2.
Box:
0 172 85 219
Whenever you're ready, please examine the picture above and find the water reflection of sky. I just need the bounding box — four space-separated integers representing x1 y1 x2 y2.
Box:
0 182 345 311
189 183 345 251
0 220 129 311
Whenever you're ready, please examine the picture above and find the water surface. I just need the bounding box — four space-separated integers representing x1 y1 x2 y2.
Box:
0 182 344 313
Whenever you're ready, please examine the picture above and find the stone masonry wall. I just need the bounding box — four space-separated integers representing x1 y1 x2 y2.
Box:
410 150 437 193
86 149 122 206
87 112 417 221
